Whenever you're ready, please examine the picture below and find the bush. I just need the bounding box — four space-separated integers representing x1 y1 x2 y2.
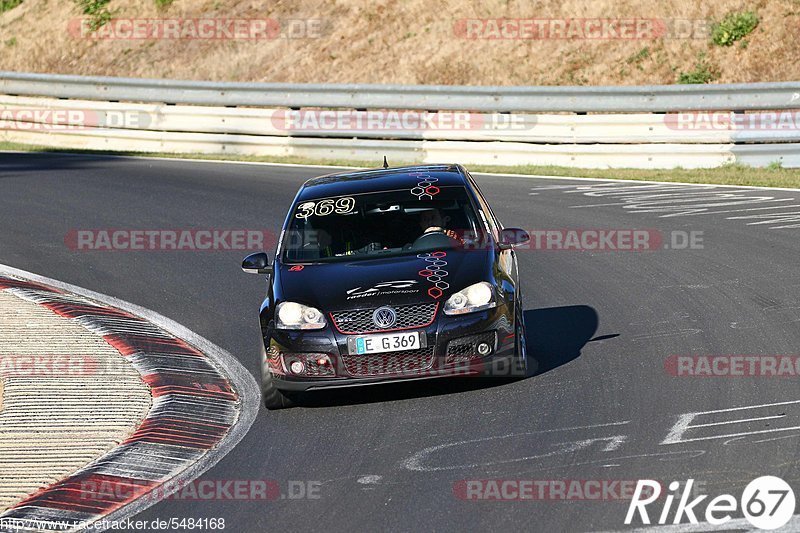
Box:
74 0 113 31
677 54 719 84
629 47 650 64
0 0 23 14
712 12 759 46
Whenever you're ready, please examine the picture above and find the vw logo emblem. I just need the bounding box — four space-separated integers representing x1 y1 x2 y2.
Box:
372 306 397 329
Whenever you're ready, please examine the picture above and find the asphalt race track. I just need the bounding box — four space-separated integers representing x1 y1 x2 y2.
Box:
3 152 800 531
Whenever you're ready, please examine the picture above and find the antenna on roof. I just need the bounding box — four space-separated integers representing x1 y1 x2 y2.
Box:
383 156 389 169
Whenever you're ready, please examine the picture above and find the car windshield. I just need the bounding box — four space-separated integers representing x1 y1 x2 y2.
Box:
282 186 486 263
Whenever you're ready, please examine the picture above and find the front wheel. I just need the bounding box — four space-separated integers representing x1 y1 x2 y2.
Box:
513 308 532 378
261 370 297 410
260 350 297 410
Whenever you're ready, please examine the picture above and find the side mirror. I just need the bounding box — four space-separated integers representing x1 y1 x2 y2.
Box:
242 252 272 275
498 228 530 249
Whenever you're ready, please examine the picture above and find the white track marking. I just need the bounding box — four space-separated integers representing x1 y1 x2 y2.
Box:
663 400 800 445
727 211 800 229
679 399 800 414
746 433 800 445
600 514 800 532
529 181 800 229
690 415 786 428
402 422 630 472
7 150 800 227
668 426 800 445
487 172 800 193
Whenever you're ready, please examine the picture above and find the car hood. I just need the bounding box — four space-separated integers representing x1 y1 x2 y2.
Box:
278 250 492 311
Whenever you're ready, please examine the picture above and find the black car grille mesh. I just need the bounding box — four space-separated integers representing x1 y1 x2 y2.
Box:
331 302 438 334
445 331 497 364
282 353 335 377
302 356 335 377
342 347 435 376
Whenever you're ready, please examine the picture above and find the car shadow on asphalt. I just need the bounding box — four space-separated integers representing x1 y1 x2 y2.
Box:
0 151 124 177
291 304 602 409
525 304 600 376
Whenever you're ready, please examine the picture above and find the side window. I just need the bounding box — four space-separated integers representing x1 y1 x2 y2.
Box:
469 173 503 229
467 174 500 240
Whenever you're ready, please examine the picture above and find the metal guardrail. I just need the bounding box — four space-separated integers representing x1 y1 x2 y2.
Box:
2 71 800 112
4 95 799 144
7 124 800 168
3 71 800 168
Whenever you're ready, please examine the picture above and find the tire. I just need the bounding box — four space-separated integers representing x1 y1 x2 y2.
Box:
261 364 296 410
486 307 529 379
513 307 531 378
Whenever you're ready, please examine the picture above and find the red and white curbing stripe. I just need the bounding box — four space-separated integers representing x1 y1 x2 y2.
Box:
0 266 259 532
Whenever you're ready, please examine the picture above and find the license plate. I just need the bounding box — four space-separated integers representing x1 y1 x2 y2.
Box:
347 331 426 355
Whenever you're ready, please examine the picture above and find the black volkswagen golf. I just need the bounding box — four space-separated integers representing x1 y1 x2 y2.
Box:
242 164 531 409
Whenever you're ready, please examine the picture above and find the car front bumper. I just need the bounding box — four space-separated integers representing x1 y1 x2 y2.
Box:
263 304 521 392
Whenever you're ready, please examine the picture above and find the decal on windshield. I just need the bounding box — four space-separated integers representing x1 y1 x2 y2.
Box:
295 197 356 219
417 251 449 299
410 172 440 201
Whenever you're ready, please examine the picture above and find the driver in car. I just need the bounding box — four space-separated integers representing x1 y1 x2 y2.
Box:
418 209 465 245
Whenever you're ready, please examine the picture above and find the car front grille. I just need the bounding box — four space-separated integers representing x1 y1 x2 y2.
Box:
330 302 438 334
445 331 497 364
342 347 435 377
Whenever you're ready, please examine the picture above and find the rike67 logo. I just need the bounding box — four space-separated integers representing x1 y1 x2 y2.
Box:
625 477 796 530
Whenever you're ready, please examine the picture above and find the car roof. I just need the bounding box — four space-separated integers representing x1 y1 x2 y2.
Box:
297 164 470 200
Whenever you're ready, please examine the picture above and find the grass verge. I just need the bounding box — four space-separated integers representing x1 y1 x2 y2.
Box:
0 0 22 14
2 140 799 189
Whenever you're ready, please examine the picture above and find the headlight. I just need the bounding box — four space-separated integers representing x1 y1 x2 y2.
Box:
443 282 497 315
275 302 327 329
